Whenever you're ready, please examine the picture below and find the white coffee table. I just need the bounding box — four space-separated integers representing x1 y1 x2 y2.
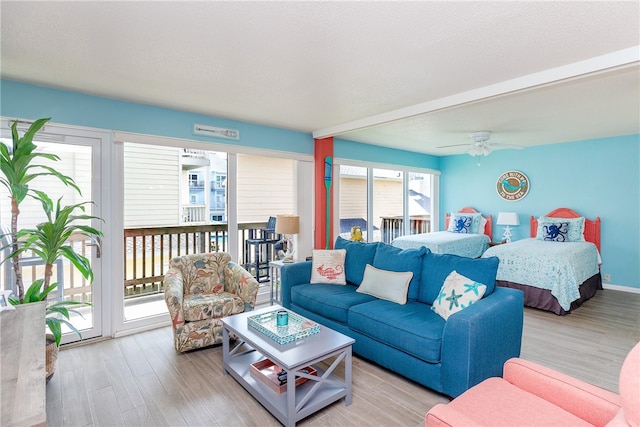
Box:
222 305 354 426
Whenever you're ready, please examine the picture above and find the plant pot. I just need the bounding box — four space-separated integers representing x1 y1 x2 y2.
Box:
45 333 58 382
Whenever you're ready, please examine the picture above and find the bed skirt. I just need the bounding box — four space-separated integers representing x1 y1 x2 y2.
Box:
497 273 602 316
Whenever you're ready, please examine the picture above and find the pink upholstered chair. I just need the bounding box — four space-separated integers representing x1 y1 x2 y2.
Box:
425 342 640 427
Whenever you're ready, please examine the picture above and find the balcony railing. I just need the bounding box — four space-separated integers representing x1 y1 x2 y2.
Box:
182 205 207 223
380 215 431 244
123 222 270 299
3 222 274 303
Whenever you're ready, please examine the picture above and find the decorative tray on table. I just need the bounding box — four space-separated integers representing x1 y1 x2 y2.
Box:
248 309 320 345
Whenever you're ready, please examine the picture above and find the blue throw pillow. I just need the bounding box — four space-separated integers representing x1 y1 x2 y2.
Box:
419 252 499 305
334 236 379 285
372 243 427 301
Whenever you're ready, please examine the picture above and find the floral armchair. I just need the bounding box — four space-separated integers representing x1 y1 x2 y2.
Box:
164 252 259 352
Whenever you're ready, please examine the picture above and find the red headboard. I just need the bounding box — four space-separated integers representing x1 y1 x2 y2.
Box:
530 207 601 252
445 207 493 239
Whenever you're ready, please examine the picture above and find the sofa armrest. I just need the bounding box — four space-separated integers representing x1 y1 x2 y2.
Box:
280 261 312 308
441 287 524 397
164 267 185 327
425 403 484 427
504 358 621 426
224 262 260 310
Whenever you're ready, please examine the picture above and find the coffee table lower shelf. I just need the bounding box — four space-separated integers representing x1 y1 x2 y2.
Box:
225 349 347 425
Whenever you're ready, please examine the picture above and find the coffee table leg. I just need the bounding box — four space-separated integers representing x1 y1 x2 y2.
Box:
222 327 229 375
286 368 295 427
345 346 352 405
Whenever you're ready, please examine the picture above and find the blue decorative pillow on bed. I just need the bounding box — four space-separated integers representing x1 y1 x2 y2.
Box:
447 213 481 234
536 216 585 242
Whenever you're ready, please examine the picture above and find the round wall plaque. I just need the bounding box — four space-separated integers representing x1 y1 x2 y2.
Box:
496 170 530 201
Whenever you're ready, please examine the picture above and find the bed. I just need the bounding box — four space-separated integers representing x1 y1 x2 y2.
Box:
391 207 492 258
482 207 602 315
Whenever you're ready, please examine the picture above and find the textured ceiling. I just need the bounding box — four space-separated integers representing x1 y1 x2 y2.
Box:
1 1 638 155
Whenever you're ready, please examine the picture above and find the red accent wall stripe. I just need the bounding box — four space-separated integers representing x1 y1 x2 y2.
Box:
314 137 334 249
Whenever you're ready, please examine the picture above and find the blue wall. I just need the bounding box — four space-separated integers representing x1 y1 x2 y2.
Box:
0 79 440 169
2 79 637 290
440 136 640 289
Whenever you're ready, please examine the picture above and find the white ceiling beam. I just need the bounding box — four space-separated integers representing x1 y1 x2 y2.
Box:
312 46 640 139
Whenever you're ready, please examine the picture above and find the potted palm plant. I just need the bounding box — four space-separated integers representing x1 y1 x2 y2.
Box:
0 117 103 380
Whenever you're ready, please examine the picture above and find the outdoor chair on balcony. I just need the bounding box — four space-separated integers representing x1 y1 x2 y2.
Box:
164 252 259 352
244 216 280 282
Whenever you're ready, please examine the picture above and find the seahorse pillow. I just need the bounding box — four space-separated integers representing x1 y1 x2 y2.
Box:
432 270 487 320
536 216 585 242
447 213 482 234
310 249 347 285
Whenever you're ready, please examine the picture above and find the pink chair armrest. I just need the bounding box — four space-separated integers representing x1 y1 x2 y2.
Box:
504 358 621 426
425 403 484 427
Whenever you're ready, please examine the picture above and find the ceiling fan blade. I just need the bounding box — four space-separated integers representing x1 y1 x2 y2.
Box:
436 143 471 149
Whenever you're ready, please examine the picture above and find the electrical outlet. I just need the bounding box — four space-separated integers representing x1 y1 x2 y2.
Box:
603 274 611 282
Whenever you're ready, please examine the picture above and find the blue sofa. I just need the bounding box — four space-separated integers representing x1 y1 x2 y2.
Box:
281 237 524 398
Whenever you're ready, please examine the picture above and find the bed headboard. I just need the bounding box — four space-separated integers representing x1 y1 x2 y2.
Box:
530 207 601 252
445 207 493 239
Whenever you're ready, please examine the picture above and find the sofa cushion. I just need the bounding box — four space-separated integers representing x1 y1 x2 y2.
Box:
310 249 346 285
356 264 413 304
372 243 427 301
334 236 379 285
419 252 499 305
348 299 445 363
170 252 231 294
431 270 487 320
290 283 377 324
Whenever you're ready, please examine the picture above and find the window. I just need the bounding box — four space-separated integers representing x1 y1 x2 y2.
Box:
337 162 436 243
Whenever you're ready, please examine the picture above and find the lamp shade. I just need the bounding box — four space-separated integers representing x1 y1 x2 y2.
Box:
275 215 299 234
496 212 520 226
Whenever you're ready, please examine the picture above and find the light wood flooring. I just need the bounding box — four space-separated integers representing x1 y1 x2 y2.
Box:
46 289 640 427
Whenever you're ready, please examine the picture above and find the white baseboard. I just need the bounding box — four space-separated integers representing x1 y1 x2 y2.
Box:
602 283 640 294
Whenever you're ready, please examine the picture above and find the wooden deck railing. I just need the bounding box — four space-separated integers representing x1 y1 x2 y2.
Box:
123 222 269 298
3 222 273 302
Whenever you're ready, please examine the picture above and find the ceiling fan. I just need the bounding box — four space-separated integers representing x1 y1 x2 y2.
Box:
437 131 523 156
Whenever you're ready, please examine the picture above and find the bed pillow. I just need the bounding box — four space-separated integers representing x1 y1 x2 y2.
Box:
372 243 427 300
310 249 346 285
447 212 482 234
356 264 413 305
432 270 487 320
536 216 585 242
478 215 488 235
334 236 379 285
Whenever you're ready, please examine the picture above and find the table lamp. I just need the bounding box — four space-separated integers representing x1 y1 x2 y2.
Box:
497 212 519 243
275 214 299 262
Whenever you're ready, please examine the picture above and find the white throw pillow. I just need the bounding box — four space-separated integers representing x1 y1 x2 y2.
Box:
432 270 487 320
356 264 413 305
310 249 347 285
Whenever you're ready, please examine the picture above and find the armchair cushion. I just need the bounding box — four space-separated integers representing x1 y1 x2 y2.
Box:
182 292 246 321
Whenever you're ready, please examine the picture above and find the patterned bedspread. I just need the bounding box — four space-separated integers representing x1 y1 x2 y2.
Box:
391 231 490 258
481 238 600 310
